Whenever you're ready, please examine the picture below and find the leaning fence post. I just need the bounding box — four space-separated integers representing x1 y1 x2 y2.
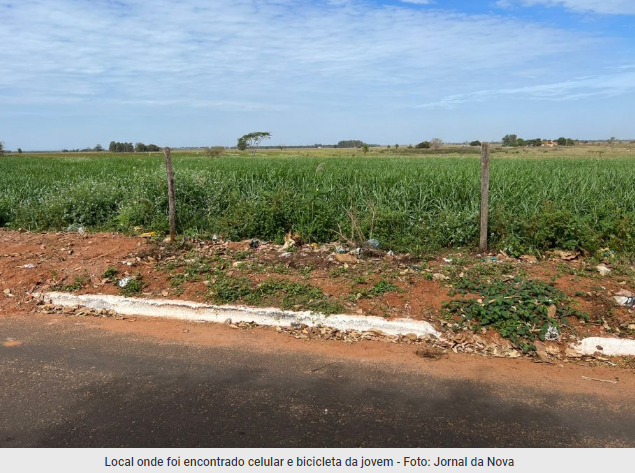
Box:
479 142 491 253
164 147 176 243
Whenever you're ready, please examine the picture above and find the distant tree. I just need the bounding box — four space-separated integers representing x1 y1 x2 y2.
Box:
557 137 567 146
278 145 284 151
108 141 135 152
237 132 271 155
17 148 22 154
516 138 526 147
135 142 147 152
362 143 369 154
147 144 160 152
93 144 103 152
469 140 481 147
387 145 391 149
337 140 364 149
431 138 444 150
394 144 399 150
566 138 575 146
609 137 617 146
0 141 3 158
502 134 518 147
415 141 431 149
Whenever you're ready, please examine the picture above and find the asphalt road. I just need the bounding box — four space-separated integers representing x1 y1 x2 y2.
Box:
1 315 634 448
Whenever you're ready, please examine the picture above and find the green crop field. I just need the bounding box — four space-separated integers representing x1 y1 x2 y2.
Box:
1 146 635 255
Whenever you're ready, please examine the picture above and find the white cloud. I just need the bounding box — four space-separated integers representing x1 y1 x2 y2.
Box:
0 0 592 110
399 0 434 5
497 0 635 15
415 70 635 108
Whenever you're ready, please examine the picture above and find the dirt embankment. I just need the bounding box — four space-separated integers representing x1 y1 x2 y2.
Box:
1 229 634 373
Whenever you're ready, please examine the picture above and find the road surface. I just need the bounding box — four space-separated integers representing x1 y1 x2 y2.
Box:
1 313 634 447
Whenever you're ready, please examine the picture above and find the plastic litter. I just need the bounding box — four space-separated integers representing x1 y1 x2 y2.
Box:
118 277 133 288
249 239 260 249
366 239 381 249
334 246 347 254
544 325 560 341
596 264 612 276
614 296 635 308
22 264 36 269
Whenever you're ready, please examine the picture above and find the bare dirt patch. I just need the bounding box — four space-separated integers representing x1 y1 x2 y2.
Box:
2 229 635 370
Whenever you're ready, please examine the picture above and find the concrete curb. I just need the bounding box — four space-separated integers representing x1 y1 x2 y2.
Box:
39 292 441 338
570 337 635 357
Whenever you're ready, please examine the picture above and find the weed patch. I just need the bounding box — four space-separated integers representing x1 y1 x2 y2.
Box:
210 276 343 314
444 276 588 352
356 279 402 299
53 275 89 292
117 274 144 296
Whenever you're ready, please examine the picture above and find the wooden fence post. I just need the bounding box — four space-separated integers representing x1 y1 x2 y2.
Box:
164 147 176 243
479 142 491 253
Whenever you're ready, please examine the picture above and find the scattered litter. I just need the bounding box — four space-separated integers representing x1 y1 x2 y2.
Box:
335 253 358 263
249 239 261 249
553 250 578 261
334 246 347 254
212 234 218 241
481 256 497 262
66 224 85 234
519 255 538 263
443 258 452 263
118 277 133 288
581 376 618 385
432 273 449 281
597 248 615 261
139 232 156 238
22 264 36 269
386 250 394 256
366 239 381 249
544 324 560 341
279 252 292 258
596 264 612 276
281 231 296 251
614 296 635 308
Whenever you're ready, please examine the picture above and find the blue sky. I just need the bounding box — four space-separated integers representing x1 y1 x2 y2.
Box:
1 0 634 149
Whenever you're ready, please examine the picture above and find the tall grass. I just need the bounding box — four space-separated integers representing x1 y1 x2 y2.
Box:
1 153 634 254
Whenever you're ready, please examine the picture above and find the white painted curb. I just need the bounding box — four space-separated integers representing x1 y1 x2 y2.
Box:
570 337 635 357
39 292 440 338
